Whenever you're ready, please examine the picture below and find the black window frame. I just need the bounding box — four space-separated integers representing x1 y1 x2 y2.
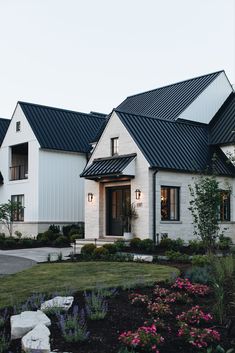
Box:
161 186 180 221
16 121 21 132
219 190 231 222
111 137 119 156
11 194 24 222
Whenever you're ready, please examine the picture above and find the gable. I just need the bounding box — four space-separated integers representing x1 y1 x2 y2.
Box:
19 102 106 153
116 71 223 121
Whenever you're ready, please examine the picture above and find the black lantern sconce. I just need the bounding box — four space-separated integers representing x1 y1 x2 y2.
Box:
88 193 94 202
135 189 141 200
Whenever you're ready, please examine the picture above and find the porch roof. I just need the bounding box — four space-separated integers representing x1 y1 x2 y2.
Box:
80 153 136 180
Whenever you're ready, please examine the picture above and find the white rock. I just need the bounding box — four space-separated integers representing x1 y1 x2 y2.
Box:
11 310 51 339
133 254 153 262
40 296 74 312
22 323 50 353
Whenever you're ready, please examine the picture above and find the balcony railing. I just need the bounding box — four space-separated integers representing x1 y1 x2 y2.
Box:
10 165 28 181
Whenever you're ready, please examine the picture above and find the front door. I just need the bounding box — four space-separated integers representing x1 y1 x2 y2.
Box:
106 186 130 236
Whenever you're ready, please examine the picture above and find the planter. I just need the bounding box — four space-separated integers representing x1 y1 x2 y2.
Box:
123 232 134 241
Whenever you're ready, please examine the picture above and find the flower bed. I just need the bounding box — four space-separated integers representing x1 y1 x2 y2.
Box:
0 277 233 353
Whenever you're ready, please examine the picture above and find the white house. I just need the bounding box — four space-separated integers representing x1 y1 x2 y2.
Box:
81 71 235 242
0 102 106 236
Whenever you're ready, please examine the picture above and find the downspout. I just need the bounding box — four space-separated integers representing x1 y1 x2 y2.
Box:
152 169 158 244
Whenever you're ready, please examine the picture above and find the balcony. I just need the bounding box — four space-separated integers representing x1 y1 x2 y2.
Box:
10 165 28 181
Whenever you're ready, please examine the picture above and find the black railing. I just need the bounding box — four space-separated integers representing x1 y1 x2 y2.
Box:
10 165 28 181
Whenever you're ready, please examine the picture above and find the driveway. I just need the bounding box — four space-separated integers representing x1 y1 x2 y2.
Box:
0 247 73 275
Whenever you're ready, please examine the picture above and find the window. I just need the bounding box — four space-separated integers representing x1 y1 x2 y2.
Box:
111 137 119 156
11 195 24 221
219 191 230 221
161 186 180 221
16 121 21 132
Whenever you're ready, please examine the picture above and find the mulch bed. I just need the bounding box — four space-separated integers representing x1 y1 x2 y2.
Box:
3 271 235 353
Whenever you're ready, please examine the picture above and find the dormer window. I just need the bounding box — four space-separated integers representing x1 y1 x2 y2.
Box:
111 137 119 156
16 121 21 132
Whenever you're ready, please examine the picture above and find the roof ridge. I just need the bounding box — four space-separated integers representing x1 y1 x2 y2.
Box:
18 101 106 120
114 109 208 129
124 70 224 99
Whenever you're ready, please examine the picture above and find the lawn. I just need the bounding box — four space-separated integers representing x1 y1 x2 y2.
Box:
0 261 178 307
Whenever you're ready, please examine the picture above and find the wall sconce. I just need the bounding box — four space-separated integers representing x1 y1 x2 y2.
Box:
88 193 93 202
135 189 141 200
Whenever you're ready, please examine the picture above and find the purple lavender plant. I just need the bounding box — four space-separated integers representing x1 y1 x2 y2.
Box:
84 290 108 320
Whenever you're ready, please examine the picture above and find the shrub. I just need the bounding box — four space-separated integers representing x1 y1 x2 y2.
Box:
93 246 109 259
139 239 155 252
165 250 190 262
178 323 220 349
119 325 164 353
84 290 108 320
0 233 5 239
102 243 117 254
53 235 70 247
188 239 205 254
114 239 126 251
191 255 210 267
49 224 60 233
4 237 18 249
42 230 60 242
217 235 232 251
63 223 84 238
185 266 212 284
70 233 83 242
129 237 142 250
81 243 96 256
159 237 174 250
18 238 34 248
129 293 149 306
147 301 172 317
176 306 213 325
172 278 210 296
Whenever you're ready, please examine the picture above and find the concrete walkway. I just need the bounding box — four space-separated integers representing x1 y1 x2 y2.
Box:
0 247 73 275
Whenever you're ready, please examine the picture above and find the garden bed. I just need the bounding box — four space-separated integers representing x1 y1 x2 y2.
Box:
1 276 234 353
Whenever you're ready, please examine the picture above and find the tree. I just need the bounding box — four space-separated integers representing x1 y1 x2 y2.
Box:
0 200 24 237
188 175 228 252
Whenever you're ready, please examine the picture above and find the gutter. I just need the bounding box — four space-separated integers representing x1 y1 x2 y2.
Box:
152 169 158 244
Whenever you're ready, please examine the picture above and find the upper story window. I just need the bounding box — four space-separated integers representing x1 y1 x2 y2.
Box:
111 137 119 156
16 121 21 132
219 191 230 221
11 194 24 221
161 186 180 221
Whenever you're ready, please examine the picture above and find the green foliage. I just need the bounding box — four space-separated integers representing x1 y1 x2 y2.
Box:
70 233 83 242
207 345 234 353
114 239 126 251
42 230 60 242
63 223 84 238
139 239 155 252
0 200 24 236
49 224 60 233
189 175 227 252
129 237 142 250
14 230 22 239
57 251 63 261
53 235 70 247
159 237 184 251
212 282 224 324
188 239 205 254
185 266 212 284
81 243 96 255
0 333 10 353
217 235 233 251
191 255 210 267
102 243 117 254
165 250 190 262
93 246 109 259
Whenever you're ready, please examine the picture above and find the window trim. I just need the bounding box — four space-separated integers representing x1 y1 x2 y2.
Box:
111 137 119 156
161 186 180 221
11 194 24 222
219 190 231 222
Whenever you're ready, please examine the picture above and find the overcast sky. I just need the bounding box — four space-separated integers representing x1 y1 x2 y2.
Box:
0 0 234 118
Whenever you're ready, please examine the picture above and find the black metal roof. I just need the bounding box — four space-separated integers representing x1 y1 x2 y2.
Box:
115 111 235 176
81 153 136 179
19 102 106 153
209 93 235 146
117 71 223 121
0 118 10 145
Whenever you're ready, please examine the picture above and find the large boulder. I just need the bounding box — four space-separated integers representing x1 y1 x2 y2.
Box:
21 323 50 353
11 310 51 339
40 296 74 312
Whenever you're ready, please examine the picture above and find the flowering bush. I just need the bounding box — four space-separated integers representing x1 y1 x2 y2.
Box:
178 322 220 348
153 285 170 298
119 324 164 353
176 306 213 325
144 318 171 332
147 302 172 317
129 293 149 306
159 291 191 304
172 278 210 296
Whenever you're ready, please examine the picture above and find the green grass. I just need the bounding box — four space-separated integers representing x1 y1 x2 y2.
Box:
0 262 179 308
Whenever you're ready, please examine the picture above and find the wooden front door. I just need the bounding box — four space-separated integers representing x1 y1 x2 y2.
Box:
106 186 130 236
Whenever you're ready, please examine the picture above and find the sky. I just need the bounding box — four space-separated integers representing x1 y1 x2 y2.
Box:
0 0 234 118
